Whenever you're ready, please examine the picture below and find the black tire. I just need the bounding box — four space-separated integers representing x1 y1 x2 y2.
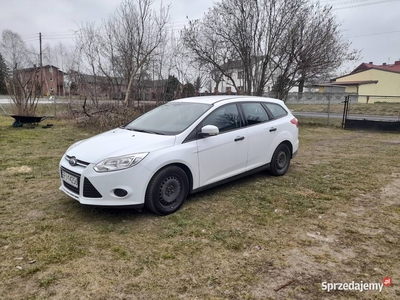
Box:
145 166 189 215
269 143 291 176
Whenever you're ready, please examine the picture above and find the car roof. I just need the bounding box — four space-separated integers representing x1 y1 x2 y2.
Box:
172 95 285 105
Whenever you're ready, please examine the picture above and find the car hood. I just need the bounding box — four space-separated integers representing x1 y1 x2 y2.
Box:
66 128 176 163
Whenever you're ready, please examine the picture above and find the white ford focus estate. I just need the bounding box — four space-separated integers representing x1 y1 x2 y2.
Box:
60 96 299 215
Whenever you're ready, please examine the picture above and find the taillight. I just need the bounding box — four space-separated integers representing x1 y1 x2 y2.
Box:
290 118 299 127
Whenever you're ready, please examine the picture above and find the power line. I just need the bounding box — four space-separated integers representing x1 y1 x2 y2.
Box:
21 33 39 39
321 0 369 5
333 0 400 9
347 29 400 38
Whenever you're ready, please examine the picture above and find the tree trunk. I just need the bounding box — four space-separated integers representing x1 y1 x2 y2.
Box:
298 78 305 93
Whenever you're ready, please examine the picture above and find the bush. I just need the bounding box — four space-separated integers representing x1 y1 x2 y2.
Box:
62 100 160 131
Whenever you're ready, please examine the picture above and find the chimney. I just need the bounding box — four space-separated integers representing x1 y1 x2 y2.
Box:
383 63 387 66
395 61 400 65
368 62 373 64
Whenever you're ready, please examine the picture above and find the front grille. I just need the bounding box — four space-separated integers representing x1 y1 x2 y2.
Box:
83 178 102 198
65 155 90 167
61 166 80 194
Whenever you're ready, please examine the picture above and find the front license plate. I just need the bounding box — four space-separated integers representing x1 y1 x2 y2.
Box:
61 170 78 188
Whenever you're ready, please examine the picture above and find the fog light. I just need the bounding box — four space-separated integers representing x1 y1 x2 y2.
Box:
114 189 128 197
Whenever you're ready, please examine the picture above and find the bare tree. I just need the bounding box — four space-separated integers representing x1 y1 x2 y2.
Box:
75 0 170 106
111 0 170 106
1 29 41 115
182 0 356 98
42 42 71 71
1 30 34 70
76 21 104 108
182 0 306 95
182 16 237 92
270 3 360 98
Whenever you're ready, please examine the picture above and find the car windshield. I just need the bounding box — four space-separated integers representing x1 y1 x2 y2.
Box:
124 102 212 135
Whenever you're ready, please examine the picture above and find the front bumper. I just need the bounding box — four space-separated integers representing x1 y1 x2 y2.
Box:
59 155 153 206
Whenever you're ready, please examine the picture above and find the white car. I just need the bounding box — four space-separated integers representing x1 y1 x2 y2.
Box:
59 96 299 215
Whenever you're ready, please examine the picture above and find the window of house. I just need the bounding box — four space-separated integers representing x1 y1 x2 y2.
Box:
238 71 243 79
225 87 231 93
49 66 53 73
241 102 269 125
50 77 53 81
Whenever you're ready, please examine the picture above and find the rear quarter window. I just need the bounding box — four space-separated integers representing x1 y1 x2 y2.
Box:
265 103 288 119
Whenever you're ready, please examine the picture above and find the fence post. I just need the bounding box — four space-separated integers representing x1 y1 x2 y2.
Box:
327 93 331 125
342 95 349 129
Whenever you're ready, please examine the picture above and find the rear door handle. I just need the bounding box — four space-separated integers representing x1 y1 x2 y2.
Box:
269 127 277 132
234 136 245 142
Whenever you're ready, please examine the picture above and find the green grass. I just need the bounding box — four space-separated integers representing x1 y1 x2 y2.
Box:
0 114 399 299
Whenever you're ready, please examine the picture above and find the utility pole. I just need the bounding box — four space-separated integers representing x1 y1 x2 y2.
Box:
39 32 43 96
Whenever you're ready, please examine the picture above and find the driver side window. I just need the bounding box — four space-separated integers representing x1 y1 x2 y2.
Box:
202 104 242 133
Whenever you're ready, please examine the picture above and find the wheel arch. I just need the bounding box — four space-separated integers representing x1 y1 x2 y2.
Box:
147 162 194 193
280 140 294 158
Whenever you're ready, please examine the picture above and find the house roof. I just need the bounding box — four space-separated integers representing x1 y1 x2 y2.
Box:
318 80 378 87
18 64 64 73
350 61 400 74
331 61 400 82
315 83 347 88
330 80 378 86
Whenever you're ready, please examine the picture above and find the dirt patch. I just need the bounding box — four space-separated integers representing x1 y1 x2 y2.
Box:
269 173 400 298
380 173 400 205
5 166 32 174
384 140 400 145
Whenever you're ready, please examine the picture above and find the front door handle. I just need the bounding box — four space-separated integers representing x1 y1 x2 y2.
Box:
269 127 277 132
234 136 245 142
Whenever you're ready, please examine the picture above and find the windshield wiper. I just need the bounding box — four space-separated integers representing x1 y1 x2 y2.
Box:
125 128 165 135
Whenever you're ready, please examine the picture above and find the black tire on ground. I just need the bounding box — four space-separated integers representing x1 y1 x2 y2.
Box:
269 143 291 176
145 166 189 215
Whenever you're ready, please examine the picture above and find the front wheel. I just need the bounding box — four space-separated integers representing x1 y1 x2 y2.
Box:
145 166 189 215
269 143 291 176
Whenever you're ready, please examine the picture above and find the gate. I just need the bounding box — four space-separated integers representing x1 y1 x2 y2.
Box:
342 95 400 132
341 95 350 129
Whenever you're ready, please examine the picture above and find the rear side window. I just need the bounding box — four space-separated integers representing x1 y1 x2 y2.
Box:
265 103 288 119
241 102 269 125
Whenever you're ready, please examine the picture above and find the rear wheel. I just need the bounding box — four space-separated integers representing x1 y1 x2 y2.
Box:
145 166 189 215
269 143 291 176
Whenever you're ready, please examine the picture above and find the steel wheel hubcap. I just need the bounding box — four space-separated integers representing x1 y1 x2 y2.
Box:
276 151 287 169
159 176 181 205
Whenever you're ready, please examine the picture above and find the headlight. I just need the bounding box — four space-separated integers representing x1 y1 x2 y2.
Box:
93 153 148 172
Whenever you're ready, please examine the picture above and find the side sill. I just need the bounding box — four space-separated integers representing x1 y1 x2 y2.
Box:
190 163 270 195
82 203 144 211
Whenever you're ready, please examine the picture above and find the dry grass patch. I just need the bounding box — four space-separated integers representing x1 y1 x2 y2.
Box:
0 115 399 299
288 102 400 117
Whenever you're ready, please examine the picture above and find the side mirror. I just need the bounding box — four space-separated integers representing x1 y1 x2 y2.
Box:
200 125 219 136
